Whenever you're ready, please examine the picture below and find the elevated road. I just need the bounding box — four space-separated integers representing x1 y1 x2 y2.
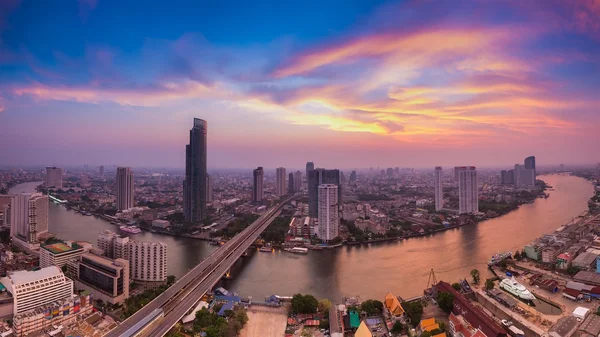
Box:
105 195 296 337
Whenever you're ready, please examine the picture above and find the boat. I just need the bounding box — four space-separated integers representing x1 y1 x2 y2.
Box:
259 244 273 252
499 277 536 301
488 252 512 266
119 225 142 234
284 247 308 254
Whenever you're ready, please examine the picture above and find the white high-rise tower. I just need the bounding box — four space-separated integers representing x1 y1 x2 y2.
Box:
317 184 339 241
276 167 286 197
434 166 444 211
458 166 478 214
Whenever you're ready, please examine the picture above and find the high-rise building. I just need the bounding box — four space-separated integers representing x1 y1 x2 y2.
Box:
349 171 357 182
386 168 394 178
97 230 119 258
10 193 48 250
183 118 208 223
458 166 478 214
69 253 129 304
128 241 167 282
1 266 73 315
514 163 534 188
288 172 295 193
454 166 463 182
252 167 264 202
524 156 536 178
116 167 134 211
308 168 341 217
276 167 287 197
306 162 314 181
99 165 104 177
317 184 339 241
45 167 63 189
596 163 600 181
293 171 302 191
434 166 444 211
205 174 213 203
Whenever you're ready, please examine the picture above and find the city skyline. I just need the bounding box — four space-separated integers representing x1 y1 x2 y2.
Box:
1 1 599 168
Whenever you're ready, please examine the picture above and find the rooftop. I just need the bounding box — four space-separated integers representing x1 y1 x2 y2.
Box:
579 313 600 337
7 266 62 286
42 242 82 254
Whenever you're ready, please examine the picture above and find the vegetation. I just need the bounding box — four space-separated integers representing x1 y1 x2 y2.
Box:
357 194 392 201
514 250 522 261
436 292 454 314
291 294 319 314
260 216 291 243
346 220 369 242
421 331 432 337
401 301 423 327
485 279 495 291
567 266 581 276
391 321 404 335
0 229 10 244
318 298 332 314
121 276 175 318
211 214 259 238
361 299 384 316
451 283 461 291
478 201 517 214
192 307 248 337
470 269 480 284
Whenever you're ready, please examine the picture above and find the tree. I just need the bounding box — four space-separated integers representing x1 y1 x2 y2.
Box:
436 292 454 314
291 294 319 314
567 266 581 276
167 275 176 286
514 250 522 261
470 269 480 284
485 279 495 291
391 321 404 334
421 331 432 337
402 301 424 327
318 298 332 313
451 283 461 291
361 299 384 315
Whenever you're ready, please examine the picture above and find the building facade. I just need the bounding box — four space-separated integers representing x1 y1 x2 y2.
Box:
306 162 314 183
40 241 91 269
69 253 129 304
205 174 213 203
276 167 286 197
1 266 73 315
524 156 536 179
317 184 339 241
128 241 167 282
116 167 134 211
288 172 295 193
308 168 341 218
45 167 63 189
458 167 478 214
294 171 302 191
434 166 444 211
10 193 48 250
183 118 208 223
252 167 264 202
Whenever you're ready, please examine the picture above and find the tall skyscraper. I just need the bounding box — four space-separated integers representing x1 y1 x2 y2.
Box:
276 167 286 197
252 167 264 202
317 184 339 241
205 174 213 203
45 167 63 188
434 166 443 211
9 193 49 248
454 166 463 182
458 167 478 214
349 171 357 182
99 165 104 177
514 163 534 188
293 171 302 191
306 162 314 180
308 168 341 217
288 172 295 193
116 167 134 211
524 156 536 179
183 118 208 223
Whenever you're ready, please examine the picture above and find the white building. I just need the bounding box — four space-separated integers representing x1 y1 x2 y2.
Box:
276 167 287 197
458 166 478 214
97 230 119 258
40 241 92 269
116 167 134 211
434 166 444 211
10 193 48 251
317 184 339 241
45 167 63 189
1 266 73 315
128 241 167 282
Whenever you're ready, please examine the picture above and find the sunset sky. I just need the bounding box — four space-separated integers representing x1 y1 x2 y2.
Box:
1 0 599 169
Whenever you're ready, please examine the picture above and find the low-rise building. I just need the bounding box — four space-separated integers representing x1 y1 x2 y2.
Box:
68 253 129 304
572 252 598 270
577 312 600 337
40 241 92 269
152 219 170 229
384 292 404 318
448 312 486 337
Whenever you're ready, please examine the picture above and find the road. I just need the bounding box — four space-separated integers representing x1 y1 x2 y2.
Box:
105 195 295 337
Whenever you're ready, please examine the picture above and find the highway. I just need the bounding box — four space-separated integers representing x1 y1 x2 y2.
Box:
105 195 296 337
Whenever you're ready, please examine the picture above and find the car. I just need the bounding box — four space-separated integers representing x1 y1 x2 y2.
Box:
501 319 512 327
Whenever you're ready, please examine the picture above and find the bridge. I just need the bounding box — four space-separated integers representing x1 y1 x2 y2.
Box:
105 195 297 337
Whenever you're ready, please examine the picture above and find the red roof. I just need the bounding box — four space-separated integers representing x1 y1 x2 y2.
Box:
563 288 581 297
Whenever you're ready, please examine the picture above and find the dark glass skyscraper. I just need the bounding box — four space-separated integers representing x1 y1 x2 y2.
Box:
183 118 207 223
252 167 264 202
308 168 341 217
524 156 536 178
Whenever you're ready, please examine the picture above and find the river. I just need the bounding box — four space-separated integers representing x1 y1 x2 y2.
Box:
9 174 594 302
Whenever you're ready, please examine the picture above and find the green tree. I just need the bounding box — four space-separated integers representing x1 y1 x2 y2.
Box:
567 266 581 276
514 250 522 261
451 283 461 291
470 269 480 284
485 279 495 291
391 321 404 334
167 275 176 286
361 299 384 315
421 331 433 337
402 301 424 327
318 298 332 313
436 292 454 314
291 294 319 314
